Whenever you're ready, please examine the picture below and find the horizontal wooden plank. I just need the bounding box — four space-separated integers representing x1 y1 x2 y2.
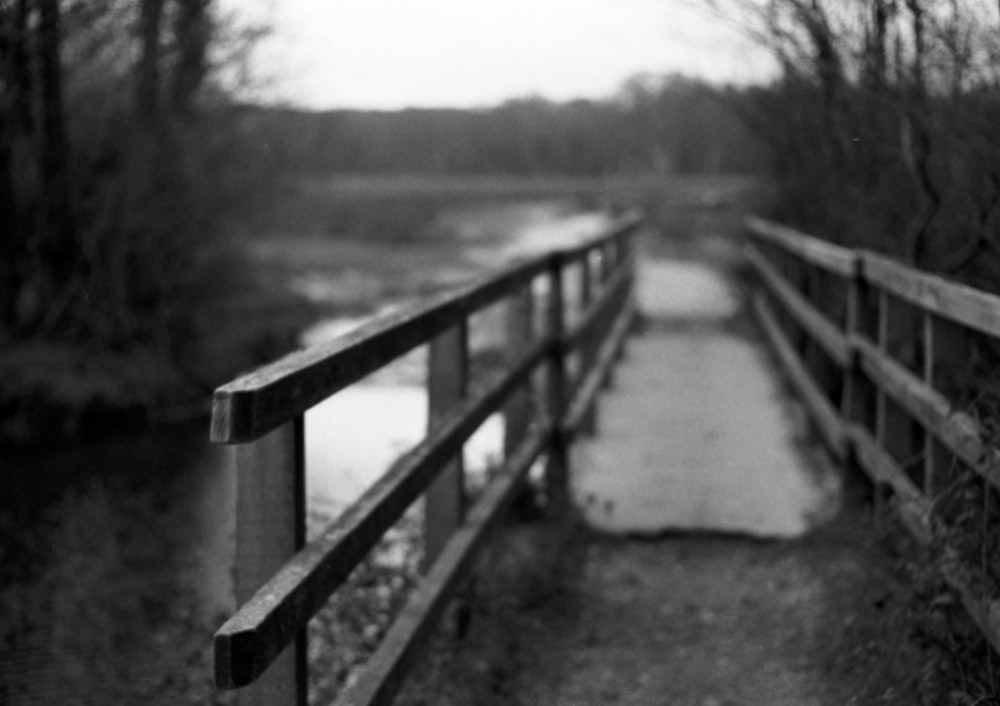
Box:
746 216 857 277
333 424 550 706
753 292 848 459
553 210 642 265
745 244 851 367
215 335 551 689
563 295 634 438
212 257 550 443
848 423 927 505
848 423 932 535
852 335 1000 492
862 252 1000 339
213 214 642 444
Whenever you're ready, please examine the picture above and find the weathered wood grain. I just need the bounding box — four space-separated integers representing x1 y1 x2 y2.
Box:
211 259 547 444
425 323 469 569
545 259 569 514
215 335 551 688
746 244 851 367
848 423 931 541
874 291 923 490
853 334 1000 491
747 216 857 277
863 251 1000 338
231 419 307 706
923 313 968 495
504 285 534 459
212 213 641 444
753 292 848 459
213 213 641 696
332 425 549 706
756 216 1000 665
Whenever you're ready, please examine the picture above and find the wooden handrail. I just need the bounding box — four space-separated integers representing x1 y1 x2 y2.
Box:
862 251 1000 339
746 216 857 277
211 210 642 705
212 218 639 444
746 216 1000 656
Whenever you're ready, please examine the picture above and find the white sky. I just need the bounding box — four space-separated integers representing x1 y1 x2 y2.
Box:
221 0 775 110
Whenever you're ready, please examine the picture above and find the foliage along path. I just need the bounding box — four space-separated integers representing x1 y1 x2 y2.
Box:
397 231 920 706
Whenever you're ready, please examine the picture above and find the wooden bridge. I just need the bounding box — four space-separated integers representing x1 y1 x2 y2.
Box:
209 212 1000 705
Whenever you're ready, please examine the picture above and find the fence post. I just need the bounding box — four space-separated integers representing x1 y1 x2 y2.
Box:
598 240 619 389
234 418 307 706
876 290 922 487
804 266 822 377
505 284 534 457
923 313 967 498
425 321 469 567
578 252 598 435
545 256 569 515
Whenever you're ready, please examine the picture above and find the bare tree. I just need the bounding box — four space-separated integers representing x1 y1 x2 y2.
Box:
171 0 210 115
136 0 165 124
37 0 75 281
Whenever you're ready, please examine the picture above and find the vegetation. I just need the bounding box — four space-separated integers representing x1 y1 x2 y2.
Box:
708 0 1000 289
241 76 767 177
708 1 1000 700
0 1 301 445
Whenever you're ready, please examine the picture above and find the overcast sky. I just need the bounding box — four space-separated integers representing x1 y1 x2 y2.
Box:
220 0 775 110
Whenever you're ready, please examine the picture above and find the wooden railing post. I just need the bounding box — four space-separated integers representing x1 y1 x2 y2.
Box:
234 418 307 706
598 241 619 389
578 253 598 435
425 322 469 568
612 232 633 364
545 256 569 515
876 291 923 489
923 313 967 497
841 264 862 425
504 285 534 458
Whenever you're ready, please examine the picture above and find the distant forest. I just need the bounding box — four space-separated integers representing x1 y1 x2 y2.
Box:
244 76 768 176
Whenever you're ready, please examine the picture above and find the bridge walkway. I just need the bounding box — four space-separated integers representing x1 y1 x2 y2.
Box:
517 250 848 705
397 242 887 706
572 255 838 538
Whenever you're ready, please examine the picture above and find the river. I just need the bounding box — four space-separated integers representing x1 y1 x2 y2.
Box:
0 201 611 705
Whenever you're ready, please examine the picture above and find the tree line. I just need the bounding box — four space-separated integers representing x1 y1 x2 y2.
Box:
246 75 767 178
711 0 1000 289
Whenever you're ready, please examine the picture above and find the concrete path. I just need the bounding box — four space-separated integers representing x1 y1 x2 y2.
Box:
571 258 839 537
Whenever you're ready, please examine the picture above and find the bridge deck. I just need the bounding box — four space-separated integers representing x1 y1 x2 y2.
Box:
573 256 839 537
396 248 885 705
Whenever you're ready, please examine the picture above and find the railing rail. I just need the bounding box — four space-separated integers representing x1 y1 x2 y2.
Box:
211 211 642 706
747 216 1000 654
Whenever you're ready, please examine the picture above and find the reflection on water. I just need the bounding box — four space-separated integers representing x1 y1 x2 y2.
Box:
306 385 504 526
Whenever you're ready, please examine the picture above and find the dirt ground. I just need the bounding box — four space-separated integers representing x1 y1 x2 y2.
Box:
394 478 937 706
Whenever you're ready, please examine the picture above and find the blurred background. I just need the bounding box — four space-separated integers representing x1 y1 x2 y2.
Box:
2 0 1000 703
